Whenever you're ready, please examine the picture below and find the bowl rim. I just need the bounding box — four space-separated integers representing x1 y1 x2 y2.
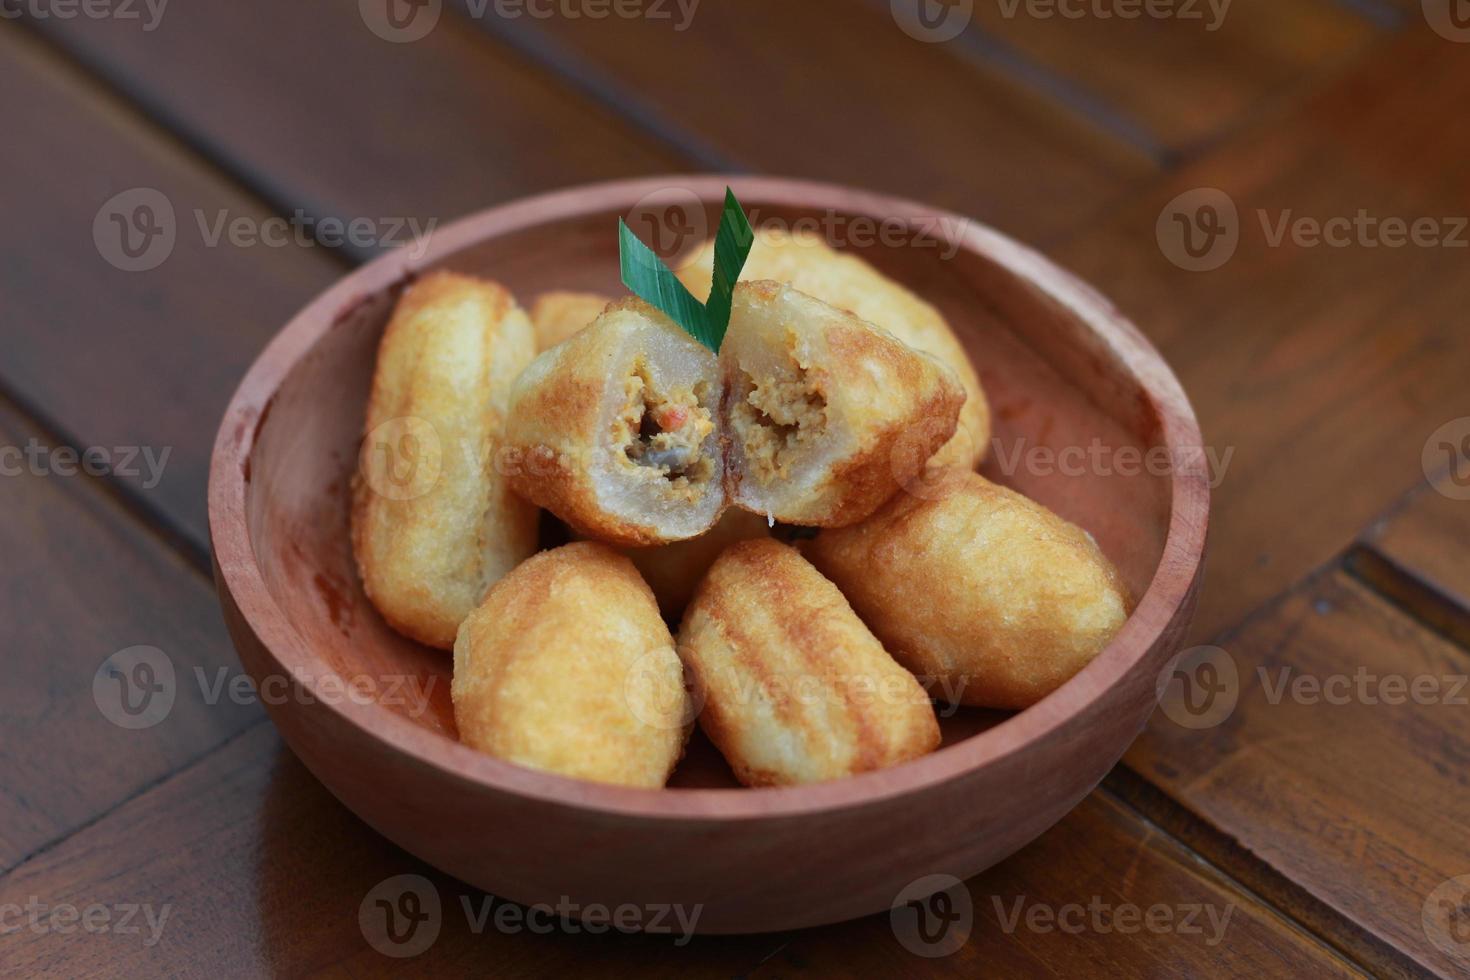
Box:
208 175 1209 821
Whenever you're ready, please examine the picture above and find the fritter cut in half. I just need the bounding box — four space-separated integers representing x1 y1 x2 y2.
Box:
505 299 726 546
720 280 964 527
679 228 991 469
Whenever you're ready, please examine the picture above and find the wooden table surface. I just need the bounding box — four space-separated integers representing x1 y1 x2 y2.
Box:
2 1 1468 976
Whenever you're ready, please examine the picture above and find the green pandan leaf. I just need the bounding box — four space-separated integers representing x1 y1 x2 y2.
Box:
702 188 756 352
618 187 755 353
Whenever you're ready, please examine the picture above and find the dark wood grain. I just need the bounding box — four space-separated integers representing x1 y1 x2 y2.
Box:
1354 481 1470 647
1048 29 1470 643
0 723 1361 976
457 0 1152 243
0 23 341 554
22 0 687 245
0 399 259 874
0 724 780 977
3 0 1464 971
758 788 1359 978
967 0 1384 154
1124 569 1470 977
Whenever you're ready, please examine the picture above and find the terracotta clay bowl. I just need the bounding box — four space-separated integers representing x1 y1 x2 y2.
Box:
208 176 1208 934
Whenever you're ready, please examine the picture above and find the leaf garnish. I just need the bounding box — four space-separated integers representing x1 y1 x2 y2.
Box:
702 188 756 352
618 187 755 353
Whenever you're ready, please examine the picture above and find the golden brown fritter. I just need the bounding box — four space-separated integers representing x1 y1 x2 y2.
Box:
504 298 726 546
453 543 692 787
351 271 538 649
678 539 940 787
529 291 612 352
678 228 989 469
806 471 1131 710
720 280 964 527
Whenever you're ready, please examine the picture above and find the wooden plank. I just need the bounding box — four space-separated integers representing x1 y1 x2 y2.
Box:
0 400 260 873
965 0 1384 154
461 0 1153 243
1354 480 1470 646
22 0 688 241
760 789 1358 977
0 725 782 977
1043 29 1470 642
0 0 682 555
1126 569 1470 977
0 23 342 553
0 720 1357 975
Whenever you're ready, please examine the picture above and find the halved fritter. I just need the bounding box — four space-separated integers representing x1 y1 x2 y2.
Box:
720 280 964 527
504 299 726 546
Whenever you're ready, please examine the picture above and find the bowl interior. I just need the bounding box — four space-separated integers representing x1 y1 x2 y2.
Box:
243 194 1173 790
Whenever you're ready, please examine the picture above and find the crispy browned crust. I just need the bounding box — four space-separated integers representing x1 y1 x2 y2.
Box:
504 298 724 547
678 229 990 469
678 539 941 787
805 471 1132 710
529 291 613 352
452 542 691 788
723 281 965 527
350 271 539 649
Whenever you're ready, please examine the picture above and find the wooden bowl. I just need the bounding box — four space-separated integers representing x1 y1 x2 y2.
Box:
208 176 1208 934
